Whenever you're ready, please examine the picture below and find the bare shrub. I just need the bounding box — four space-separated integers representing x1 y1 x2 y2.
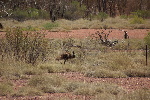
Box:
1 27 49 65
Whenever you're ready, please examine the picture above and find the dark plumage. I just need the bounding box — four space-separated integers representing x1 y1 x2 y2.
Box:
124 31 129 39
56 51 75 64
0 23 3 29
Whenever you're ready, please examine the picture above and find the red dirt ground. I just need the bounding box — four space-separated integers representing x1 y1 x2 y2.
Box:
45 29 150 39
0 29 150 100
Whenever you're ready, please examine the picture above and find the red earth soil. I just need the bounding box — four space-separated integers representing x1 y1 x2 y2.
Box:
45 29 150 39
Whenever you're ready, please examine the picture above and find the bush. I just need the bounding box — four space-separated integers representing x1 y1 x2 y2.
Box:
12 8 29 21
64 1 86 20
130 16 145 24
144 32 150 46
38 9 50 19
12 8 50 21
132 10 150 19
43 22 59 30
120 15 129 19
96 12 108 21
2 27 49 65
144 32 150 56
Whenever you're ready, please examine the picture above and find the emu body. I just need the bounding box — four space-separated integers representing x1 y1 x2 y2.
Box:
56 51 75 64
0 23 3 29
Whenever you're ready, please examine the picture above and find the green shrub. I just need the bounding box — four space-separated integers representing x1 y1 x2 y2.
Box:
144 32 150 46
27 8 39 19
12 8 29 21
64 1 86 20
3 27 49 65
43 22 59 30
96 12 108 21
130 16 145 24
120 15 129 19
12 8 50 21
132 10 150 19
21 25 39 31
38 9 50 19
144 32 150 56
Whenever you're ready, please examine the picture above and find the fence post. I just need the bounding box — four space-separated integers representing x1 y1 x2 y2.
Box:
146 45 148 66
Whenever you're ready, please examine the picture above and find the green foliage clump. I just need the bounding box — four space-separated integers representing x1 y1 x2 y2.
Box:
120 15 129 19
144 32 150 55
130 16 145 24
12 8 49 21
96 12 108 21
1 27 49 65
43 22 59 30
21 25 40 31
64 1 86 20
144 32 150 46
12 8 29 21
132 10 150 19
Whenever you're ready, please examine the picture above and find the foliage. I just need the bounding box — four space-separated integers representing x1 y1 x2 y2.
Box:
144 32 150 46
120 15 129 19
64 1 86 20
0 27 49 65
130 16 145 24
38 9 50 19
96 12 108 21
12 8 49 21
144 32 150 55
132 10 150 19
43 22 59 30
12 8 29 21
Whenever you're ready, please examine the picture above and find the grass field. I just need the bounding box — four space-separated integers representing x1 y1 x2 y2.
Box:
0 18 150 100
0 17 150 31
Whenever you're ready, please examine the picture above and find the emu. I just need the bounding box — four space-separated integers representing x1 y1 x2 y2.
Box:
56 51 75 64
0 23 3 29
124 31 129 39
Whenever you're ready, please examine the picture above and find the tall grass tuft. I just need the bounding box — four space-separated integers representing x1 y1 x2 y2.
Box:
0 82 13 96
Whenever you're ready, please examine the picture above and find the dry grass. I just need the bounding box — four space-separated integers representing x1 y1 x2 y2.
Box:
0 22 149 99
1 17 150 32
